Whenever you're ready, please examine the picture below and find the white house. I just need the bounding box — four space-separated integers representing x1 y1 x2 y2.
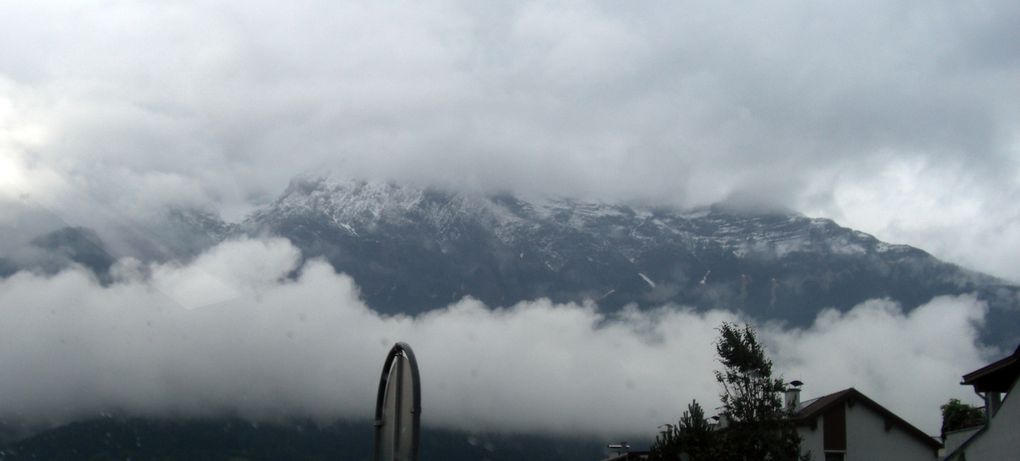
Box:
789 387 940 461
943 344 1020 460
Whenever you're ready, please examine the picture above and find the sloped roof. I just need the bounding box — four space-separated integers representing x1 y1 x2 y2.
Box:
944 345 1020 460
791 387 940 450
961 344 1020 393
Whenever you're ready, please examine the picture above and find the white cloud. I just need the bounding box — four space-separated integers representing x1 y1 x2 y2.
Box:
0 1 1017 281
148 237 300 309
766 295 992 434
0 238 994 437
802 156 1020 282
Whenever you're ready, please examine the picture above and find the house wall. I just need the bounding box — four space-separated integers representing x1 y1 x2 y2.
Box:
940 426 980 458
798 401 937 461
797 420 824 460
844 402 937 461
954 386 1020 460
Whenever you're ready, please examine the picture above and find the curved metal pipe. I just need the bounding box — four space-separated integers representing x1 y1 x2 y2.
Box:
373 342 421 461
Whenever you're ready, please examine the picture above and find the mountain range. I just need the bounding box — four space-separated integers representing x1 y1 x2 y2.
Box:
10 175 1019 344
230 176 1017 344
4 175 1018 458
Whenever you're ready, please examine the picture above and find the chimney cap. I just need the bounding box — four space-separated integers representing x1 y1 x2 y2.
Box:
789 380 804 388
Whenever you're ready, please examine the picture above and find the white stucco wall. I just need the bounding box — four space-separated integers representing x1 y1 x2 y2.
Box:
797 420 824 460
941 426 980 458
844 402 938 461
954 388 1020 460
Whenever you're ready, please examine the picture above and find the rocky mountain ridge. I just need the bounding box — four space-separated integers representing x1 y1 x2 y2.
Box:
5 175 1017 344
236 176 1017 347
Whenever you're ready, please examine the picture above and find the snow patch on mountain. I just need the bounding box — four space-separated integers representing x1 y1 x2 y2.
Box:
245 176 928 265
638 272 657 288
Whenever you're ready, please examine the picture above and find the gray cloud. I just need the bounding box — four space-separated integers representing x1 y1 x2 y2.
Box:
1 1 1020 279
0 238 994 437
1 1 1019 280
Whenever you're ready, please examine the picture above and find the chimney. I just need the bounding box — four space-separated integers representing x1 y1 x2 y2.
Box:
785 380 803 413
986 392 1002 421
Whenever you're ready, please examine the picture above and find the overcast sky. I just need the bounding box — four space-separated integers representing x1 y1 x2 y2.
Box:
0 1 1017 440
0 0 1017 281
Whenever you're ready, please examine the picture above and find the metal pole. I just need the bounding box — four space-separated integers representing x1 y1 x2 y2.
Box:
373 342 421 461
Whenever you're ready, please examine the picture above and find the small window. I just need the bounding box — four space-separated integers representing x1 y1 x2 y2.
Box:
824 452 846 461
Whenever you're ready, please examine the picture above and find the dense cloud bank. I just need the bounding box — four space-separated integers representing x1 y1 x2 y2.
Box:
1 1 1019 281
0 239 993 436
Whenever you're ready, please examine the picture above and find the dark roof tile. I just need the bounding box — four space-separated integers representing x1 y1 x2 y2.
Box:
961 344 1020 393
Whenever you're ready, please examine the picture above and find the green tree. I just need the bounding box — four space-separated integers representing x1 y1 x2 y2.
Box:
649 400 717 461
714 323 804 461
940 398 984 439
650 323 807 461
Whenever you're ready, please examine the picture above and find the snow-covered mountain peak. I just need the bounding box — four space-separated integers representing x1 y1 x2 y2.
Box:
245 175 927 265
272 176 426 222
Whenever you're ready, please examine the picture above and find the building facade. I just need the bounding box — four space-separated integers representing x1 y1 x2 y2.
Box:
791 388 940 461
944 345 1020 460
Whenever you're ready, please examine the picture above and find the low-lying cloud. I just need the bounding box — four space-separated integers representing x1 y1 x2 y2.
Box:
0 238 995 437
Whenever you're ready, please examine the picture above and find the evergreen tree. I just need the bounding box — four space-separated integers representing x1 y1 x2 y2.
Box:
650 323 807 461
649 400 717 461
714 323 804 460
